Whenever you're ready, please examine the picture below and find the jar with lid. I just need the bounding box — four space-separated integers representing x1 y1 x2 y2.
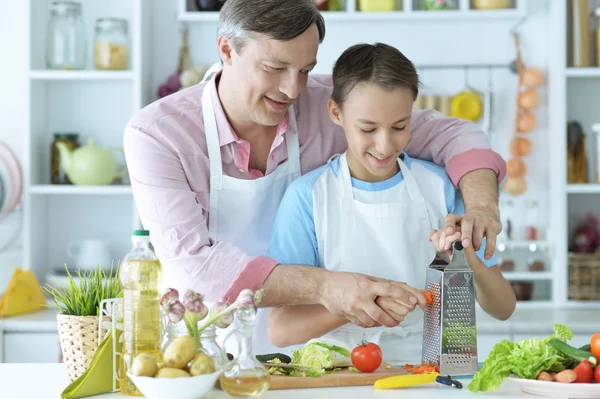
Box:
51 133 80 184
94 18 129 70
46 1 86 70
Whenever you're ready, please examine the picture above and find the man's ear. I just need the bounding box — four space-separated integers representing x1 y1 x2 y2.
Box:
217 36 234 66
328 98 343 127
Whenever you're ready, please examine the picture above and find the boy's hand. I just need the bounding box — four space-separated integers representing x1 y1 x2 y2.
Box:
429 215 462 254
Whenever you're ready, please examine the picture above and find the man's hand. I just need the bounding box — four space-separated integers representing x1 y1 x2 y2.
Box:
456 168 501 260
319 271 426 328
443 210 501 260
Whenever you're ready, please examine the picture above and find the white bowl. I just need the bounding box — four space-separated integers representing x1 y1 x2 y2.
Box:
127 370 222 399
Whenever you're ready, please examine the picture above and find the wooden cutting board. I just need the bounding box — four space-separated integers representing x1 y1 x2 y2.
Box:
267 362 406 390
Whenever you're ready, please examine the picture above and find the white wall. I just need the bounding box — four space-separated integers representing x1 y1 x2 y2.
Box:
0 0 551 292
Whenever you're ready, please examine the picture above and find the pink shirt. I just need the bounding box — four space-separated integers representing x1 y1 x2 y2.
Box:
124 73 506 304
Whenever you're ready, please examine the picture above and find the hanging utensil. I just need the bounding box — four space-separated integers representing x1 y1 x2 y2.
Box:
451 67 483 122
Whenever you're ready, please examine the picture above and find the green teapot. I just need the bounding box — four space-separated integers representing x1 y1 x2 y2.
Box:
56 139 128 185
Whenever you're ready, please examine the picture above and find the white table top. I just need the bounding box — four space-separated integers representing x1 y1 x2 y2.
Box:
0 363 533 399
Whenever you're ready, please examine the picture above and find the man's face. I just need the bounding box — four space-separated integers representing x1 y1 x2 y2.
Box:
226 25 319 126
330 83 413 182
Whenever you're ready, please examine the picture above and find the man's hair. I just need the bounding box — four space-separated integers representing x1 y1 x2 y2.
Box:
331 43 420 106
217 0 326 52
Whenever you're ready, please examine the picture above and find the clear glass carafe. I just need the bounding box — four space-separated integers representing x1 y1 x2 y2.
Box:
220 307 270 398
46 1 86 70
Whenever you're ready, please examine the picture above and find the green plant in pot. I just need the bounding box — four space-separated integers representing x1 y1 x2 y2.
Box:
44 265 122 382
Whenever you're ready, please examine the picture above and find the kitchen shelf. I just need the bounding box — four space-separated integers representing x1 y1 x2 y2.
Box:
29 185 133 195
566 68 600 78
566 184 600 193
29 70 135 81
178 9 526 22
515 300 554 309
502 272 553 281
497 240 550 250
563 300 600 309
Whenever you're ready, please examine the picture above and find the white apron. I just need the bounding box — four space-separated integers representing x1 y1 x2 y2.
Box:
201 73 301 356
319 153 439 364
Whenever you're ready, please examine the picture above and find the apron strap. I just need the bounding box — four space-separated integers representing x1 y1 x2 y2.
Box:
285 105 301 179
398 157 431 228
201 62 223 83
202 78 223 242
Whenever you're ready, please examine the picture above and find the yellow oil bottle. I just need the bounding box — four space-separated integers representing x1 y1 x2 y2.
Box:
119 230 162 396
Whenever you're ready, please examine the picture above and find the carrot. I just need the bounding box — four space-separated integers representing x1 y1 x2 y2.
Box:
402 361 440 374
420 289 433 305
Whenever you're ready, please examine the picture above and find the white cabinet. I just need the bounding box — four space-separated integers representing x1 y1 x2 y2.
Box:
3 332 60 363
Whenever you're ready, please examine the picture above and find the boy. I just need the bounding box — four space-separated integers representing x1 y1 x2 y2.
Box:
266 43 515 362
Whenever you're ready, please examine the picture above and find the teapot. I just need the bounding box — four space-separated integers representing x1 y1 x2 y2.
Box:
56 139 127 185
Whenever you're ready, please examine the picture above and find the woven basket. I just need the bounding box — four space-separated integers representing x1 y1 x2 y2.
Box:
57 313 112 382
568 251 600 300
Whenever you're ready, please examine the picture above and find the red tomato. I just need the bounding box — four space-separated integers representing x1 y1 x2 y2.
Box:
591 333 600 359
574 360 593 383
595 364 600 383
351 341 382 373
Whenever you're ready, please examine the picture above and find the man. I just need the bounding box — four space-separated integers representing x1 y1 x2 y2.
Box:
124 0 506 354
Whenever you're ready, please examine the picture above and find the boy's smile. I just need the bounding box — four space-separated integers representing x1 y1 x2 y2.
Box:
328 83 414 182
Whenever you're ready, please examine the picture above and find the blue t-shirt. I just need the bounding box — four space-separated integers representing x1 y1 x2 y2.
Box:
267 153 497 268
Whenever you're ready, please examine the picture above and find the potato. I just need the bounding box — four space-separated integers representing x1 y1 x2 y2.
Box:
131 353 159 377
163 335 197 369
536 371 552 381
189 352 215 376
555 369 576 383
155 368 191 378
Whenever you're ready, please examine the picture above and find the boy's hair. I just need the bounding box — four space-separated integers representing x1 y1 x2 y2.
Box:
218 0 326 53
331 43 420 106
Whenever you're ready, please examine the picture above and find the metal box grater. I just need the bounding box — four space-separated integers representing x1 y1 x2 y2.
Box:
421 241 478 376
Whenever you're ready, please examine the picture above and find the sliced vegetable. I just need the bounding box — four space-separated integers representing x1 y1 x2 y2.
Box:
256 353 292 364
291 337 352 372
573 360 593 383
351 341 382 373
591 333 600 359
547 338 597 367
402 361 440 374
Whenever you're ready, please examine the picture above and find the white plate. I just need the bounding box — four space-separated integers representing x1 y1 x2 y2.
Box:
0 142 22 215
507 376 600 398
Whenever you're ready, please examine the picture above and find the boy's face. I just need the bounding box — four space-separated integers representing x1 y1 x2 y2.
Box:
219 25 319 127
328 83 413 182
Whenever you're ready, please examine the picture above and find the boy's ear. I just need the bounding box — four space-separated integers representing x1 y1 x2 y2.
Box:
217 36 234 66
328 98 343 126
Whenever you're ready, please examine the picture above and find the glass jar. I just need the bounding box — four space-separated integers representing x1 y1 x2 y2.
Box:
94 18 129 70
46 2 86 70
420 0 456 10
524 200 539 240
51 133 80 184
162 323 227 371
